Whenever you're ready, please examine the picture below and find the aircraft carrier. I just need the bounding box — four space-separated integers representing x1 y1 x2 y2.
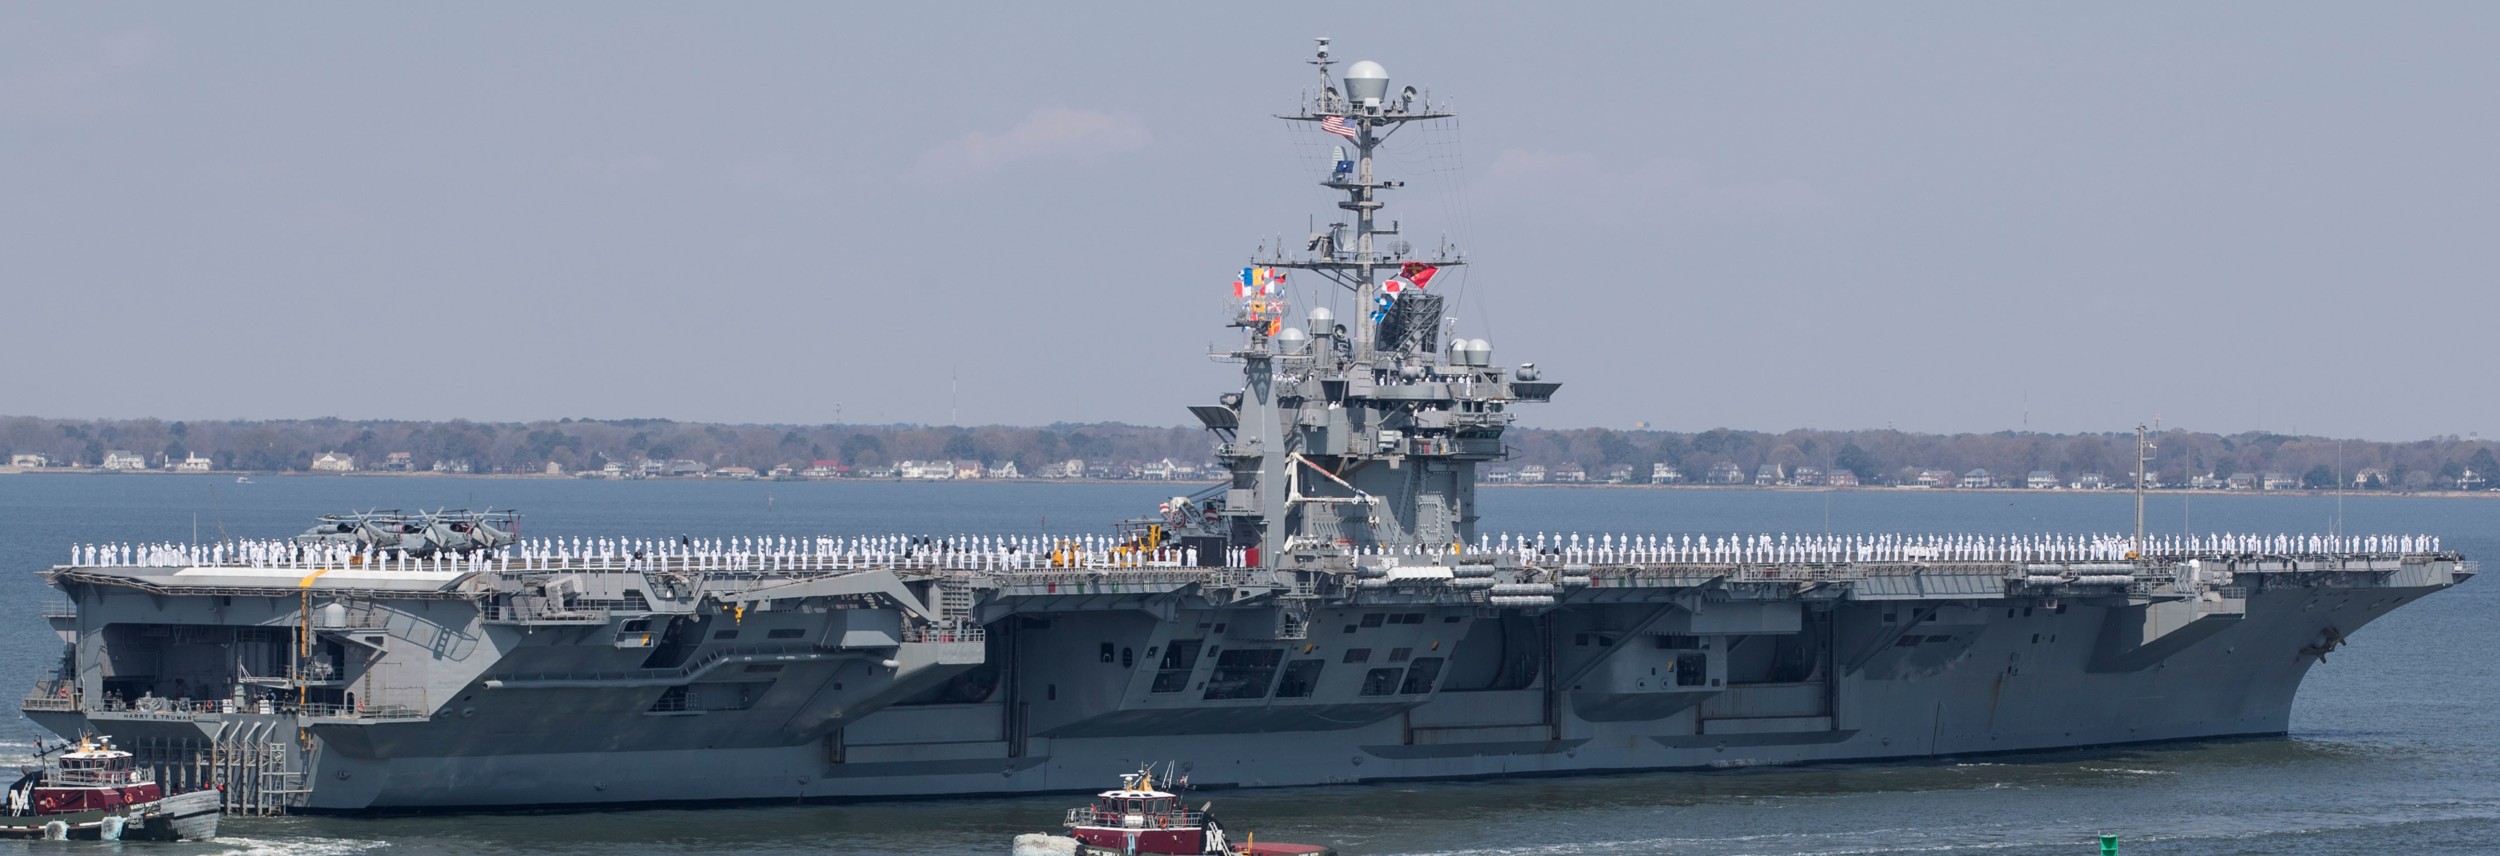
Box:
20 41 2476 814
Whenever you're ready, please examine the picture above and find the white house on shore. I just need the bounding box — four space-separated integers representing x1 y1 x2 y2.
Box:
101 450 149 471
176 454 214 472
310 452 356 473
897 460 957 480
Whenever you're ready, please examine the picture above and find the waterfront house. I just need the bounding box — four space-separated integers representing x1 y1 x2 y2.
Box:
898 460 957 480
1649 463 1682 484
1961 468 1993 489
9 453 47 468
176 454 213 472
102 450 149 471
310 452 356 472
2026 470 2058 489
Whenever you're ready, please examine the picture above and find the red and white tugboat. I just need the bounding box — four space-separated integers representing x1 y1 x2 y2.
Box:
0 736 220 841
1025 766 1330 856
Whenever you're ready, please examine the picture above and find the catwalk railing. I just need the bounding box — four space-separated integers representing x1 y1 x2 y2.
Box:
21 680 430 722
61 535 1240 574
58 532 2449 580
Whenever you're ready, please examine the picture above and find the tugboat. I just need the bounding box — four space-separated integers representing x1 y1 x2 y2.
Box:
0 736 220 841
1014 766 1332 856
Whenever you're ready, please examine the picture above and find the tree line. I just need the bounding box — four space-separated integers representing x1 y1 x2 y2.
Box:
3 415 2493 489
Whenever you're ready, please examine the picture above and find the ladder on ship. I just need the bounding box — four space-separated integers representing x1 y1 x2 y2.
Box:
131 721 304 816
938 581 976 622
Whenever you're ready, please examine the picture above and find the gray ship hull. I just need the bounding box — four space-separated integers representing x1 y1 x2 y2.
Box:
26 568 2445 812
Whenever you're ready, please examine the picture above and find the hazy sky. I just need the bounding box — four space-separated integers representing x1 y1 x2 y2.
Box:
5 5 2496 440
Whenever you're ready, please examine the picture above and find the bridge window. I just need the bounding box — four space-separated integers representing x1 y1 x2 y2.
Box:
1358 667 1404 696
1342 648 1371 664
1676 654 1707 686
767 628 806 640
1275 659 1325 698
1399 657 1444 694
1150 640 1203 693
1388 647 1412 663
712 630 739 641
1360 613 1386 628
647 681 771 713
1202 649 1284 700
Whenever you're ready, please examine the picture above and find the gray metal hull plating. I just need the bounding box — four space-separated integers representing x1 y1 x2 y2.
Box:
29 579 2422 811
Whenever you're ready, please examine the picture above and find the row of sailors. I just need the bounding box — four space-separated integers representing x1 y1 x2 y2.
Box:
1482 531 2444 565
68 535 1234 572
71 540 503 570
69 531 2445 571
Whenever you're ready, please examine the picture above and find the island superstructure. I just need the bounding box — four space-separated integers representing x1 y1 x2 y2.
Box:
21 41 2475 814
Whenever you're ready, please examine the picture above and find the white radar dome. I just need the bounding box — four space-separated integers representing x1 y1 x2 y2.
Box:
1275 326 1310 354
1345 61 1390 106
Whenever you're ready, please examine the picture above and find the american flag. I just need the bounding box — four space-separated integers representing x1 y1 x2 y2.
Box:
1320 114 1358 140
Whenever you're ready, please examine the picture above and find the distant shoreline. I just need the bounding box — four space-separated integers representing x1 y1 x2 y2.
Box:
3 466 2490 499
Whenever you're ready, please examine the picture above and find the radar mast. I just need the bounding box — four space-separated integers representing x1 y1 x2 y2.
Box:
1200 40 1558 568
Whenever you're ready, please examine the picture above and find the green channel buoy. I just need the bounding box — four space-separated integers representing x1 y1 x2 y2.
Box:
2099 833 2119 855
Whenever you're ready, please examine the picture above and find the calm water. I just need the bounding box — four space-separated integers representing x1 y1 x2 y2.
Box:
1 474 2495 856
